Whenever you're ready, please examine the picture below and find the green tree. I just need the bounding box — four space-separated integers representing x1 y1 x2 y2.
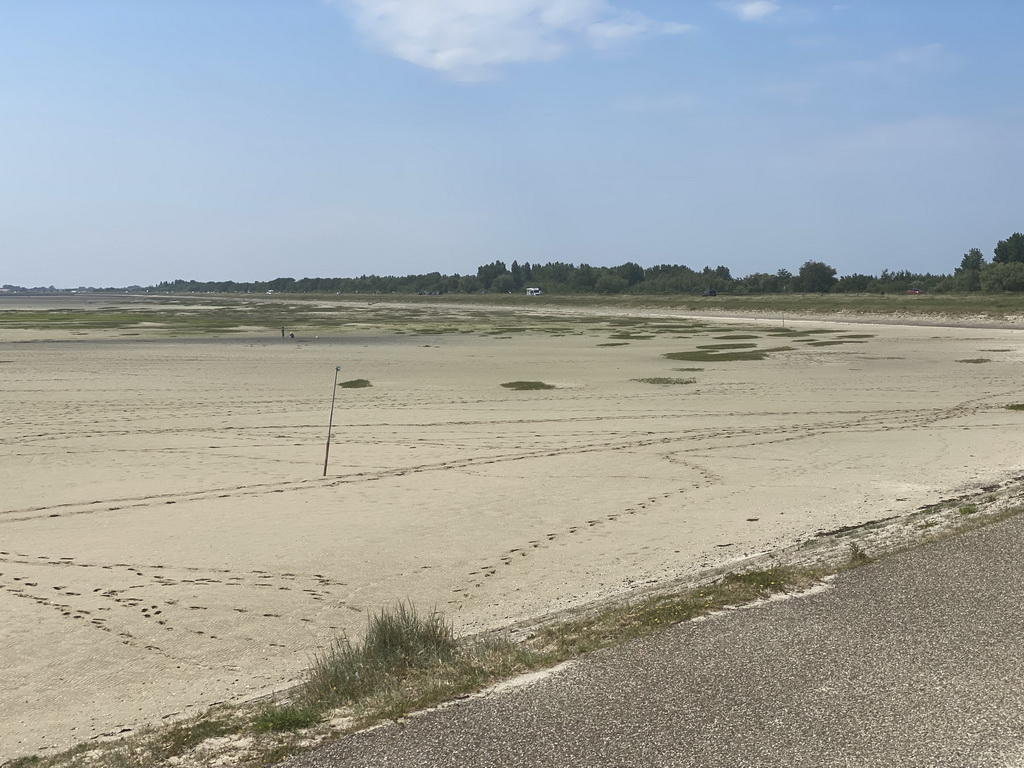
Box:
793 261 837 293
477 261 508 290
960 247 986 271
267 277 296 292
490 273 517 293
737 272 778 294
955 248 985 291
994 233 1024 264
980 262 1024 292
570 264 597 291
595 274 628 294
614 262 645 287
510 260 523 289
833 274 873 293
532 261 574 289
769 268 792 293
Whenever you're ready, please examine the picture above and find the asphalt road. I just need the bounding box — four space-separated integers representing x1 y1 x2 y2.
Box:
290 515 1024 768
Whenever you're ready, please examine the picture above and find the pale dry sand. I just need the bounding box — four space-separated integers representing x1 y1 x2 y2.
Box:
2 305 1024 757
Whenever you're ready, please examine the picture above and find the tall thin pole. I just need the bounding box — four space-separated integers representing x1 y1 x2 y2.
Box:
323 366 340 477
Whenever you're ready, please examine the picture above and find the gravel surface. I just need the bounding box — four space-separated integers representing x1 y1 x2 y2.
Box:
290 514 1024 768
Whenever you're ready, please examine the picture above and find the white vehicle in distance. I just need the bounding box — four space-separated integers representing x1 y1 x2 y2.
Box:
526 287 543 296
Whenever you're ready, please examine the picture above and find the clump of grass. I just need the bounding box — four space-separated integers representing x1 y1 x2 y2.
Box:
153 716 238 758
338 378 372 388
412 327 460 335
609 333 655 340
713 334 760 340
342 637 539 724
848 542 872 566
1004 403 1024 411
302 602 459 710
672 367 704 372
959 504 979 516
363 602 457 664
252 705 321 733
720 567 801 594
296 602 546 726
501 381 556 390
631 377 697 385
956 358 992 364
597 342 630 347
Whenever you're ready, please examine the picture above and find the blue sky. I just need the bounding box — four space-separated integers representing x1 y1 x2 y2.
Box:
2 0 1022 288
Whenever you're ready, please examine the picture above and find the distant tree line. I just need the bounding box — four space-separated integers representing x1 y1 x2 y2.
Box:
1 283 139 294
132 232 1024 297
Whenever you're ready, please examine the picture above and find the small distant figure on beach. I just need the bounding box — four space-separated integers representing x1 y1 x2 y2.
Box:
281 327 285 338
289 332 295 339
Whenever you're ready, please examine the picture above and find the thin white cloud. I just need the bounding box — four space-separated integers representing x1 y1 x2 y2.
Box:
588 12 693 49
760 80 814 105
333 0 692 81
763 44 962 106
790 36 832 48
615 92 699 113
720 1 781 22
844 43 961 77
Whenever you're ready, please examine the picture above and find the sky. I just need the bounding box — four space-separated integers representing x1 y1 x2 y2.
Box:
2 0 1023 288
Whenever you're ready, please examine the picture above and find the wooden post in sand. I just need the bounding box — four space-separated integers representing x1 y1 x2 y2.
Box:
323 366 341 477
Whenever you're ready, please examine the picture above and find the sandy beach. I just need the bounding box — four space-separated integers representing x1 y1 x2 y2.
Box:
3 300 1024 758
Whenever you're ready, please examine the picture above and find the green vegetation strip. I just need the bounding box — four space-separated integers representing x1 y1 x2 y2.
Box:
338 379 371 389
804 339 868 347
1005 404 1024 411
12 293 1024 333
501 381 556 390
631 377 697 385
